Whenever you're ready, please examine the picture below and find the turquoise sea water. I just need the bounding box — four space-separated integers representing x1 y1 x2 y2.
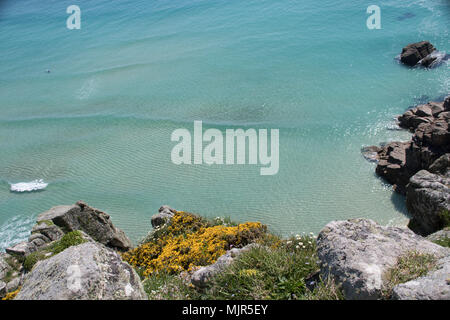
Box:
0 0 449 250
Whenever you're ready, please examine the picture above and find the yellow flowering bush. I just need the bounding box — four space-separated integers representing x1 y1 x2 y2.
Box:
2 288 20 300
123 211 266 277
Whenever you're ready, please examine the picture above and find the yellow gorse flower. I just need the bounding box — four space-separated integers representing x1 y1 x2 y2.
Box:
122 211 266 277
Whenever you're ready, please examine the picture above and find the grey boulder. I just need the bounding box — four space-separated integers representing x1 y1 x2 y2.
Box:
317 219 449 300
15 242 146 300
406 165 450 236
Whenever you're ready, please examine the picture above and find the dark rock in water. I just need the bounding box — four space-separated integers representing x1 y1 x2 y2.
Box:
375 141 412 194
400 41 436 67
374 96 450 195
406 154 450 236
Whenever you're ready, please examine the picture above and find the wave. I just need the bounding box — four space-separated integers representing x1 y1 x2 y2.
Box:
10 179 48 192
0 214 34 251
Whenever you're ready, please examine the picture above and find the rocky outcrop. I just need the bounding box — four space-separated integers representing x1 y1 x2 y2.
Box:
375 141 412 194
151 205 176 228
35 201 131 251
370 97 450 195
191 244 259 288
15 242 146 300
2 201 133 299
392 255 450 300
406 155 450 236
399 41 448 68
317 219 449 300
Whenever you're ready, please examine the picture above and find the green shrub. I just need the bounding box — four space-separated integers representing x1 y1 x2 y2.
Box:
50 230 87 255
23 230 87 271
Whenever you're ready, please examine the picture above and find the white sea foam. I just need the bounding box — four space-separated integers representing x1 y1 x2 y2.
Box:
10 179 48 192
0 215 34 251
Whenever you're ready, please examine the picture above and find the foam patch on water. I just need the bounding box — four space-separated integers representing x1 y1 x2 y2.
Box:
0 215 34 252
10 179 48 192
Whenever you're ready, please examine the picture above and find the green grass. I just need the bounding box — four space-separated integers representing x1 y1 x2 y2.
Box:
439 210 450 229
200 236 342 300
23 230 87 271
143 272 200 300
432 236 450 248
382 251 438 299
140 235 343 300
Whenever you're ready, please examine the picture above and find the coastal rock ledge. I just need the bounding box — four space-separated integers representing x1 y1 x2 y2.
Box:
317 219 450 300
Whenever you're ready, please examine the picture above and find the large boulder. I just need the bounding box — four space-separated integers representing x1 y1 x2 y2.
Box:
406 159 450 236
317 219 449 300
15 242 146 300
400 41 436 67
36 201 131 251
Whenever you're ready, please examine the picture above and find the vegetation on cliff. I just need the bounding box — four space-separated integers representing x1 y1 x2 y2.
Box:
122 210 343 300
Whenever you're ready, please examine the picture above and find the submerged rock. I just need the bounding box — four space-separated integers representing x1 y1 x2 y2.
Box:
15 242 146 300
317 218 449 300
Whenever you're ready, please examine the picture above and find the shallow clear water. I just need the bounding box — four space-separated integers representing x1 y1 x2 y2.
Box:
0 0 449 249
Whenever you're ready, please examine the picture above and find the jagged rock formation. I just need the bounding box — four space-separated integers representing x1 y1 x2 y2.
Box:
317 219 449 300
363 96 449 236
373 97 450 195
1 201 134 299
15 242 146 300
